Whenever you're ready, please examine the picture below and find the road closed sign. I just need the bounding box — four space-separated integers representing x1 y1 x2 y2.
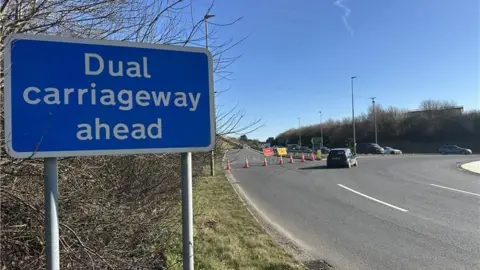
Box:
4 34 215 158
263 148 274 157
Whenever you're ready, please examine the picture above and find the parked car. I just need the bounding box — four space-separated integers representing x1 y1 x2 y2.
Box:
383 146 402 155
356 143 385 154
299 146 313 152
287 144 300 150
320 146 330 154
438 145 472 155
327 148 358 168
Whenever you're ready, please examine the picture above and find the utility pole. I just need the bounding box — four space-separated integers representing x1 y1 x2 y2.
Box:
319 111 323 148
298 117 302 147
370 97 378 144
205 13 215 177
351 76 357 154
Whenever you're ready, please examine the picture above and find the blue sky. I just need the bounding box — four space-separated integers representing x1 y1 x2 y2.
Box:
199 0 479 140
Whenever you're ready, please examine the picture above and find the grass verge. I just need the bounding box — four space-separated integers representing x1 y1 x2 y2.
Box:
165 166 306 270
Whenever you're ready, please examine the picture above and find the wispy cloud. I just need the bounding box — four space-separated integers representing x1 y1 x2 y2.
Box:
333 0 353 36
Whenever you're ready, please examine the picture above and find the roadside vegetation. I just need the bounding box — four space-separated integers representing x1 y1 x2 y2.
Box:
275 100 480 153
0 0 263 269
165 166 306 270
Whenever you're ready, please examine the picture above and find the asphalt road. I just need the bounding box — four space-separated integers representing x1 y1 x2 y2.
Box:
226 148 480 270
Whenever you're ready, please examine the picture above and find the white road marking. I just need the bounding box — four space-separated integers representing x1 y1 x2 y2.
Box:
430 184 480 197
337 184 409 212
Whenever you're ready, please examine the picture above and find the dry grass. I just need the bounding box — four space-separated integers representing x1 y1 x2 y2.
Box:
165 167 305 270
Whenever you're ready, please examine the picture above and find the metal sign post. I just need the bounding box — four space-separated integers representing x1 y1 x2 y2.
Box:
181 152 194 270
44 158 60 270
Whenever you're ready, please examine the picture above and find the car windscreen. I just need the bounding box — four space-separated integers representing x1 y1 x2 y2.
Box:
329 150 345 156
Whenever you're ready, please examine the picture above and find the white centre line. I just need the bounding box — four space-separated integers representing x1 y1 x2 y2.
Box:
337 184 409 212
430 184 480 197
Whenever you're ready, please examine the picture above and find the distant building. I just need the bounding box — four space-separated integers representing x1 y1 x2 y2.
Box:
407 106 464 116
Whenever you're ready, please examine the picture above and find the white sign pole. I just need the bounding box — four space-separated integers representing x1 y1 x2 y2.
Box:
181 152 194 270
44 158 60 270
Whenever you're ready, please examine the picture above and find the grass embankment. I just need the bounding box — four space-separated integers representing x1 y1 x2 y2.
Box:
166 166 305 270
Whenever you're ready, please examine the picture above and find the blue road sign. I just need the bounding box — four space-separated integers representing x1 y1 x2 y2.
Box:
4 34 215 158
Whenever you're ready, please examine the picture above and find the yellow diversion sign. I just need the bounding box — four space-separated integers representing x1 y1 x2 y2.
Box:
276 147 287 156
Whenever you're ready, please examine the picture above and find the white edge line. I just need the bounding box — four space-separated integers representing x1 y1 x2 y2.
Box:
223 153 319 259
430 184 480 197
337 184 409 212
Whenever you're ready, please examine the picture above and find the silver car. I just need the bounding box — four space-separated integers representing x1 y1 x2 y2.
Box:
438 145 472 155
383 147 402 155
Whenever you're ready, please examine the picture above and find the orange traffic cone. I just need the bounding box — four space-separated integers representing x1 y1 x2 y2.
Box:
310 152 315 161
279 156 284 165
289 153 294 163
263 157 268 166
244 157 249 168
301 153 306 162
225 159 231 170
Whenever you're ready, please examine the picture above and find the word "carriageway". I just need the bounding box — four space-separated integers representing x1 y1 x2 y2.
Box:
23 85 202 112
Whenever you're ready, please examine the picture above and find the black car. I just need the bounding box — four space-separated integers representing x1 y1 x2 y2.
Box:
356 143 385 154
327 148 358 168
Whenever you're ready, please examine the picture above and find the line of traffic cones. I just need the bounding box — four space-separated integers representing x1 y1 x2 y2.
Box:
229 152 317 170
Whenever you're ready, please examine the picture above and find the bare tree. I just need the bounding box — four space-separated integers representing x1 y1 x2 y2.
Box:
419 99 458 111
0 0 255 268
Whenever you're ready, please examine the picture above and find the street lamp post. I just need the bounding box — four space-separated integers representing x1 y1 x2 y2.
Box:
298 117 302 147
370 97 378 144
204 14 215 48
205 14 215 177
351 76 357 154
319 111 323 148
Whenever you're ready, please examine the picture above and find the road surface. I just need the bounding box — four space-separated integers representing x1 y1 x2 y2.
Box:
226 148 480 270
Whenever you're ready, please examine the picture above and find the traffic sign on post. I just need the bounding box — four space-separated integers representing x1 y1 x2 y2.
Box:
4 34 215 158
4 34 214 270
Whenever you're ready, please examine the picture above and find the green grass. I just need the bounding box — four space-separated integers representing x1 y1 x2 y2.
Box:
165 167 306 270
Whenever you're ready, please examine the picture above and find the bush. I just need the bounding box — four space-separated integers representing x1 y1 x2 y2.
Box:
1 152 212 269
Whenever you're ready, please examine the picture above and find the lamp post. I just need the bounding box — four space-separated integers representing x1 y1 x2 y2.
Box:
319 111 323 148
204 14 215 48
370 97 378 144
351 76 357 154
205 13 215 177
298 117 302 147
